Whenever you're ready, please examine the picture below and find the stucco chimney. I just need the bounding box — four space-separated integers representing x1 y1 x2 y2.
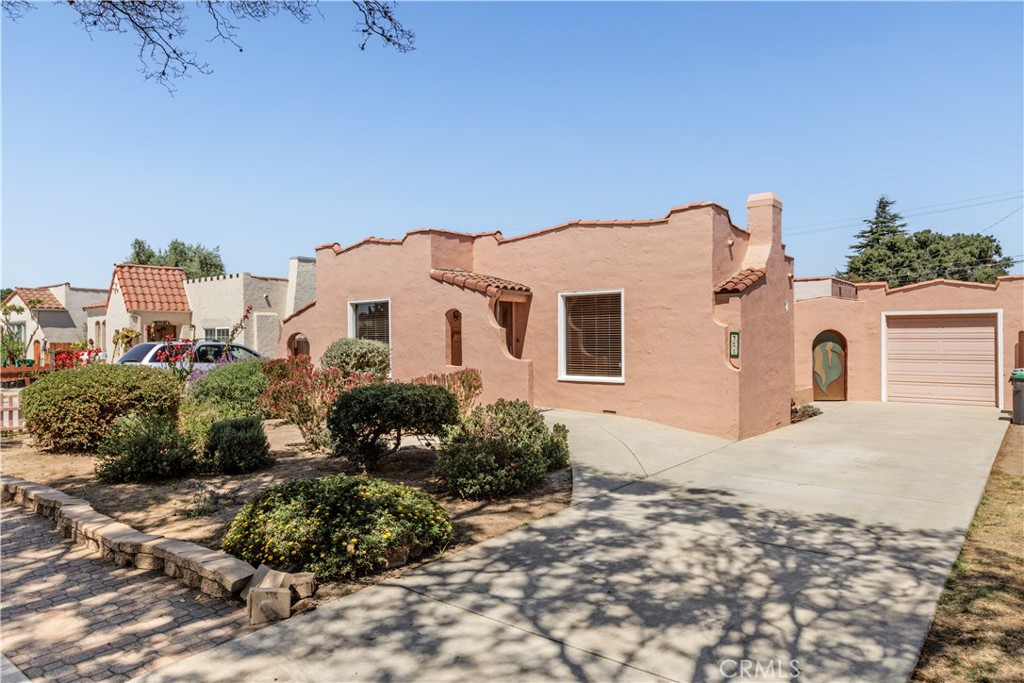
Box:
745 192 783 265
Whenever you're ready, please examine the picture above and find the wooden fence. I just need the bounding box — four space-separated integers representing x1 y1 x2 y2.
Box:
1 390 23 432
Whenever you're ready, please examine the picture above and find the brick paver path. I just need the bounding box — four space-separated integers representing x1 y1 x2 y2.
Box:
1 505 255 682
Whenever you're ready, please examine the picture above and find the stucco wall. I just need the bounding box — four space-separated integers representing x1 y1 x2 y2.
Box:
794 277 1024 409
285 257 317 318
185 274 288 355
103 286 134 360
280 195 793 440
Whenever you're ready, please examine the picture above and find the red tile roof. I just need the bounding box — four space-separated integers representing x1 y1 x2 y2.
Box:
114 264 190 312
715 267 766 294
429 269 531 297
2 287 65 310
82 301 108 311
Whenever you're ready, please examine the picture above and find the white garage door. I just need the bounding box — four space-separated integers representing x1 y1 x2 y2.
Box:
886 314 998 406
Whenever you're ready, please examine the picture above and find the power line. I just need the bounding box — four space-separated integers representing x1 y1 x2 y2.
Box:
785 195 1023 238
784 190 1024 230
979 205 1024 234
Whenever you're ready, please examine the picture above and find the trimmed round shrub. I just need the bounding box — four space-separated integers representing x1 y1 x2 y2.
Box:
327 382 460 469
435 399 571 499
321 338 390 381
201 416 273 475
221 475 453 580
190 360 269 417
22 364 181 452
95 414 197 483
178 396 246 455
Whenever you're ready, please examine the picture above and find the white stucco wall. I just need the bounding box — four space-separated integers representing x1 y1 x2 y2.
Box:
185 273 288 356
285 257 316 318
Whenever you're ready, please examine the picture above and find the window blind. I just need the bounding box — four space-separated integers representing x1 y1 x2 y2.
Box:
354 302 390 346
564 293 622 378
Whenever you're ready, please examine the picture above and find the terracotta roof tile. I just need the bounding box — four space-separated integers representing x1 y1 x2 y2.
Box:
429 269 531 297
283 299 316 324
82 301 108 311
715 267 766 294
114 264 190 312
4 287 65 310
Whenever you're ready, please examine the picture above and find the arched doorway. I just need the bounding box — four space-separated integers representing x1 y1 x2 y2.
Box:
445 309 462 366
288 333 310 358
812 330 847 400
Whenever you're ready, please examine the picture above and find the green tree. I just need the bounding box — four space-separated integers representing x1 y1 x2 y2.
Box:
0 288 13 302
850 195 908 251
126 239 226 279
838 195 1014 287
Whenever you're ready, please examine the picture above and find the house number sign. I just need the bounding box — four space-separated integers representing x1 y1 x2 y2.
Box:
729 331 740 359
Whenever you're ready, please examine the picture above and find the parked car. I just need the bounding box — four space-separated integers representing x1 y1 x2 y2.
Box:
117 340 261 372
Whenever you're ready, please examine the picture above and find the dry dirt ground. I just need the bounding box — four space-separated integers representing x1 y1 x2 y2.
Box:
912 423 1023 683
0 420 571 602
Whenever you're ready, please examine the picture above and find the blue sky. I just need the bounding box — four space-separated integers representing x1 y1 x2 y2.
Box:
3 1 1022 288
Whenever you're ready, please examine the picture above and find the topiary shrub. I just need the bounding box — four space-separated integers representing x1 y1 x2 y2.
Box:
435 399 570 499
189 359 269 417
201 416 273 475
410 368 483 416
321 338 390 381
22 364 181 452
178 396 246 454
95 414 197 483
327 383 460 470
221 474 453 580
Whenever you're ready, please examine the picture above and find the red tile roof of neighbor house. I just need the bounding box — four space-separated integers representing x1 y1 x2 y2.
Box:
113 264 190 312
2 287 65 310
82 301 108 311
715 267 766 294
429 269 532 296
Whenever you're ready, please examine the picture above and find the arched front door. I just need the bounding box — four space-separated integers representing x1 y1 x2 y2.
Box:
812 330 847 401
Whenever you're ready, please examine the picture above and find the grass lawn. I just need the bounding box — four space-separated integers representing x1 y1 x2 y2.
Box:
912 423 1023 683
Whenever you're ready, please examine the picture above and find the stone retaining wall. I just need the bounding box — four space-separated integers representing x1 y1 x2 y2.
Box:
1 475 255 600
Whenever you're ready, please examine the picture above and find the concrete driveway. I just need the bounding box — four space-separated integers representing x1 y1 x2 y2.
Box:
137 402 1007 683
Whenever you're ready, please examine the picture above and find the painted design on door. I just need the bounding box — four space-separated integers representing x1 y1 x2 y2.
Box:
812 330 847 400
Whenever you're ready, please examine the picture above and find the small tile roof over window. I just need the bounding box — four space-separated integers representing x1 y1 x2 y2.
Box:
82 301 108 311
114 264 190 311
715 267 766 294
2 287 65 310
429 269 532 297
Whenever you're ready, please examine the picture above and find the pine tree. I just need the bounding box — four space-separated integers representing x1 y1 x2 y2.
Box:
850 195 908 251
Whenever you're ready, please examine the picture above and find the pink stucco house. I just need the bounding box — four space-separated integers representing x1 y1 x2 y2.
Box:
794 275 1024 410
279 193 794 440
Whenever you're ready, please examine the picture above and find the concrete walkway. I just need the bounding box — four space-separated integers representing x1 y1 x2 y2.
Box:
137 402 1007 683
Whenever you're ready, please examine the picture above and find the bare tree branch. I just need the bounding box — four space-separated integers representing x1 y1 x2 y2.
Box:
2 1 415 92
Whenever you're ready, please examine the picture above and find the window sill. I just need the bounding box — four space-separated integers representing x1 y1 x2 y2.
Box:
558 375 625 385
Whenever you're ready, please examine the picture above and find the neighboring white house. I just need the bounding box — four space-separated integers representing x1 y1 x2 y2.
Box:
83 261 311 360
2 283 108 363
184 272 289 358
84 264 193 359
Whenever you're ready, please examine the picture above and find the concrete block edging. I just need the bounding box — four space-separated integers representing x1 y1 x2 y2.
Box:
0 474 256 601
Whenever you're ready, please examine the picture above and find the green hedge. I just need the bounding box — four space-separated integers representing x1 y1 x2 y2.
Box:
327 382 460 469
95 415 196 483
320 338 390 381
435 399 570 499
202 416 273 475
221 475 453 580
189 360 269 417
22 364 181 452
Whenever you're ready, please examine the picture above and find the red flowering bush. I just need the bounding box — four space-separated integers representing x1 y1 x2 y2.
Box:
54 348 101 370
261 355 373 452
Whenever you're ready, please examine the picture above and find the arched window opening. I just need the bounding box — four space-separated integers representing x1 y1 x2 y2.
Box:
446 309 462 366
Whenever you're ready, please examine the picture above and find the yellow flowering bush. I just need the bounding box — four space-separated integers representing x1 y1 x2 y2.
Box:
221 475 453 580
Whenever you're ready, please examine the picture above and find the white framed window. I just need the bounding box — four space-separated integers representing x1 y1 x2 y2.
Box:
9 323 26 344
204 327 230 343
558 289 624 383
348 299 390 346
